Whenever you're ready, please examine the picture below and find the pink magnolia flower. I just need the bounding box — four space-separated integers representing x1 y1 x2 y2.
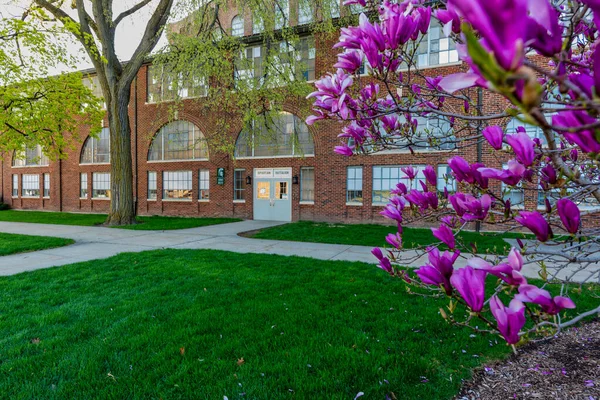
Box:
385 232 402 249
556 198 581 234
334 144 355 157
478 159 526 186
423 165 437 186
448 156 489 188
449 193 493 221
552 110 600 154
505 130 536 167
450 266 487 312
490 296 526 344
432 223 456 249
515 211 552 242
482 125 504 150
334 50 364 74
416 247 460 294
470 248 527 286
541 164 557 184
515 285 576 315
372 247 393 274
401 166 417 180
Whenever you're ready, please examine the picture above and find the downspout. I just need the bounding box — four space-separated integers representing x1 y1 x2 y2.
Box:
1 159 4 203
475 87 483 233
134 75 139 215
59 158 63 211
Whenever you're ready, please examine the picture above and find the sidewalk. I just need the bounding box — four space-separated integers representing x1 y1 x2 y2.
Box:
0 220 597 282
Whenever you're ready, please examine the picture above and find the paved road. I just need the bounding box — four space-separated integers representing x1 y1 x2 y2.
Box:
0 220 597 282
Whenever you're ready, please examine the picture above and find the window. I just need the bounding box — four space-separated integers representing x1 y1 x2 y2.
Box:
252 14 264 34
81 128 110 164
82 75 105 108
275 0 289 29
235 112 315 158
163 171 192 200
234 45 264 88
147 65 208 103
231 15 244 37
43 173 50 198
12 175 18 197
372 165 426 204
148 171 157 200
22 174 40 197
410 22 458 68
300 167 315 202
12 144 49 167
234 169 245 201
148 121 208 161
298 0 313 24
92 172 111 199
297 37 316 81
506 116 555 147
80 173 88 198
326 0 340 18
347 166 363 204
436 164 456 193
199 169 210 200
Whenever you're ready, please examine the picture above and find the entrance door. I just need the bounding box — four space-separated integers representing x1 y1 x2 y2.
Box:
253 168 292 222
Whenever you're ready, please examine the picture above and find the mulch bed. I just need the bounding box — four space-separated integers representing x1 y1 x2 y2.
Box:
456 320 600 400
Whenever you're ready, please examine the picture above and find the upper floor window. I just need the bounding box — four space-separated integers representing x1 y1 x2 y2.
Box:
325 0 341 18
12 144 49 167
506 116 556 147
298 0 313 24
231 15 244 36
252 14 264 34
148 120 209 162
81 128 110 164
82 75 105 108
147 65 208 103
235 112 315 158
406 22 458 68
275 0 290 29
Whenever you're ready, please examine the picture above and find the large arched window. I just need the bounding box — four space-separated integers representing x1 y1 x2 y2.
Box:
81 128 110 164
235 112 315 158
13 144 49 167
148 120 208 161
231 15 244 37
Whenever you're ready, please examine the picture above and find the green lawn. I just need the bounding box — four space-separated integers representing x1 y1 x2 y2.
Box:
0 210 240 230
0 232 74 256
0 250 597 399
248 221 530 255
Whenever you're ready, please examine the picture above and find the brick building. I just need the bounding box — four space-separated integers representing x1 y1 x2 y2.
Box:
1 3 593 225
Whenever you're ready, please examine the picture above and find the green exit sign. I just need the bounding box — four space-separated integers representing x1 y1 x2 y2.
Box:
217 168 225 185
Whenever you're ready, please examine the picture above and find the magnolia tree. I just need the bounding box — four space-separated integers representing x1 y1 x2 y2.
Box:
308 0 600 350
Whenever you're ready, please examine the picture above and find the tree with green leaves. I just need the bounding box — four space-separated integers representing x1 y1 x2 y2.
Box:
0 14 103 174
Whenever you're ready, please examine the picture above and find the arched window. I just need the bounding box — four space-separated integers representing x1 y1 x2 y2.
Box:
148 120 208 161
13 144 49 167
231 15 244 37
235 112 315 158
81 128 110 164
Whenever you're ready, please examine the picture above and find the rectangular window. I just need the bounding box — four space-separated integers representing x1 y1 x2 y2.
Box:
12 174 18 197
92 172 111 199
502 164 524 207
147 65 208 103
22 174 40 197
372 165 426 204
199 169 210 200
347 166 363 204
234 169 245 201
436 164 456 193
327 0 340 18
43 173 50 198
163 170 192 200
414 22 459 68
300 167 315 202
80 173 88 198
298 0 313 24
234 45 263 88
148 171 157 200
275 0 289 29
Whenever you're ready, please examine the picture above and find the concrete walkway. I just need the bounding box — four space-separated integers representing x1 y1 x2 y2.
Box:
0 220 598 282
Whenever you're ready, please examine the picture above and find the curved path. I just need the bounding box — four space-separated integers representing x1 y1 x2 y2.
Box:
0 220 597 282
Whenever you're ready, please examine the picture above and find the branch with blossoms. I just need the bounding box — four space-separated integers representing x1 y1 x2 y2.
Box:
307 0 600 347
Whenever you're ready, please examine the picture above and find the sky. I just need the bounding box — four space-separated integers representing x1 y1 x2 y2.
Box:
3 0 182 73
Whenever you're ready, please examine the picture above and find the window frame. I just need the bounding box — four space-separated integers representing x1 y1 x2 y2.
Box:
231 15 244 37
12 174 18 198
148 121 209 162
21 174 40 198
372 165 426 205
148 171 157 200
92 172 111 199
234 169 246 202
346 166 364 205
198 169 210 201
12 145 49 167
300 167 315 203
162 170 193 201
80 173 88 199
43 173 50 198
80 128 111 165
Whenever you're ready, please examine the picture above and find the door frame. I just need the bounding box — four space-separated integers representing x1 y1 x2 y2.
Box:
253 168 292 222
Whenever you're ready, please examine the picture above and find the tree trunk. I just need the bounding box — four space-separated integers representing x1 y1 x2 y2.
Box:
105 89 135 225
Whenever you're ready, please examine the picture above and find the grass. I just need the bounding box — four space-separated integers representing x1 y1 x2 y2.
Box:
0 250 597 399
248 221 531 255
0 210 240 230
0 232 74 256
